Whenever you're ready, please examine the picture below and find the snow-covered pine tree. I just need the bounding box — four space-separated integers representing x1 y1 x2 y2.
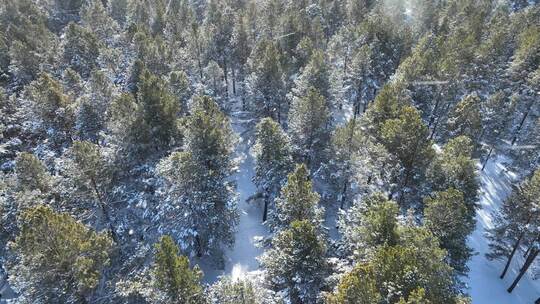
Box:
63 22 101 78
427 135 479 219
157 95 238 259
153 235 205 304
136 69 179 149
209 277 261 304
380 105 434 205
62 140 118 241
338 192 399 259
8 205 112 303
24 73 75 144
288 87 331 171
272 164 323 230
291 50 331 104
424 188 474 274
245 40 286 122
446 94 483 141
253 117 293 222
260 220 327 304
328 118 397 209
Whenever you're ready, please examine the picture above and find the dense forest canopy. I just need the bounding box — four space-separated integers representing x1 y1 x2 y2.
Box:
0 0 539 303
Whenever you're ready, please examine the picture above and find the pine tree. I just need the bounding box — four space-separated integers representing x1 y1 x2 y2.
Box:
427 135 478 218
329 226 461 304
2 0 54 83
260 220 327 304
106 93 151 162
371 227 457 303
328 118 396 209
157 96 238 258
153 235 205 304
169 70 191 114
80 0 119 41
209 277 260 304
325 264 381 304
273 164 323 230
446 94 482 141
137 69 179 148
288 87 331 170
292 50 332 103
253 117 293 222
424 188 474 274
63 140 118 241
338 192 399 258
25 73 75 141
14 152 51 193
364 82 410 137
205 0 234 98
246 40 286 122
380 105 434 204
231 13 251 96
63 22 101 78
9 205 112 303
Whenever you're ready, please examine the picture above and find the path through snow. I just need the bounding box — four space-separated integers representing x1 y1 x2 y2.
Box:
200 103 269 283
467 155 540 303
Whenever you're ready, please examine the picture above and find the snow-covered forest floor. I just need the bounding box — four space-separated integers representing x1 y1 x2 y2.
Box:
467 155 540 303
198 100 270 283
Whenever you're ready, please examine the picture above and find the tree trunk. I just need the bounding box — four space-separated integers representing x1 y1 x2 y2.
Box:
501 230 525 279
428 97 441 129
91 178 118 243
232 65 237 95
511 111 529 145
482 147 493 171
262 190 269 222
429 102 450 140
223 58 229 99
507 248 539 293
195 235 203 257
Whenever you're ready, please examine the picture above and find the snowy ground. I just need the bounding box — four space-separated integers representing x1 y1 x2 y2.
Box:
199 101 269 283
466 154 540 303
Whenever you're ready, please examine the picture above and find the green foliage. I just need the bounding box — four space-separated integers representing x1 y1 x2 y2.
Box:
424 188 474 274
107 93 151 161
274 164 322 229
65 141 111 201
288 87 331 168
63 22 101 77
137 70 179 146
373 227 456 303
330 226 460 304
446 94 482 140
209 277 260 304
511 24 540 75
247 40 285 121
169 70 191 113
14 153 50 193
427 136 478 216
261 220 327 304
253 117 293 196
487 169 540 262
10 205 112 302
365 83 410 135
326 264 381 304
157 96 238 257
26 73 75 136
381 106 433 172
339 193 399 258
153 235 204 303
